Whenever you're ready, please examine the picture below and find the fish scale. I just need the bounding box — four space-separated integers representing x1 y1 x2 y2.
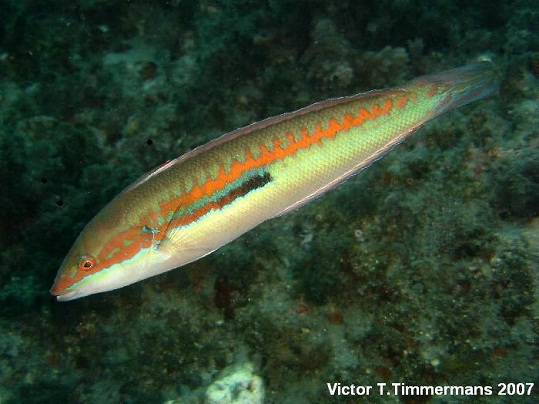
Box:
51 62 498 301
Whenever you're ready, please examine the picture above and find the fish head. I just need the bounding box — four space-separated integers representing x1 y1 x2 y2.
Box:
50 206 167 301
50 236 105 301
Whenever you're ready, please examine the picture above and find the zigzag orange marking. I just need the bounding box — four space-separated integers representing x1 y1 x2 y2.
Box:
167 99 393 229
396 96 408 108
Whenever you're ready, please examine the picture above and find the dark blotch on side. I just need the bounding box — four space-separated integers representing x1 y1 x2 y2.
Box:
216 172 272 209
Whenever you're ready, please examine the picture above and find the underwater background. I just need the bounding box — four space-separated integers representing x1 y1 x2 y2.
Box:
0 0 537 402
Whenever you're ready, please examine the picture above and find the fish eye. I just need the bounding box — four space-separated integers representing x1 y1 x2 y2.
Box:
78 256 96 271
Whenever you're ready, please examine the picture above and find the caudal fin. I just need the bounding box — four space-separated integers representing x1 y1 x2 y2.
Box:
412 62 499 118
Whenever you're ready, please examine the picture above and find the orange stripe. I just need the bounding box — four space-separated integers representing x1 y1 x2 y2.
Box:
167 99 393 229
190 99 391 202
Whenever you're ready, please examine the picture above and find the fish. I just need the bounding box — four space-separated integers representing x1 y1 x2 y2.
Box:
51 62 498 301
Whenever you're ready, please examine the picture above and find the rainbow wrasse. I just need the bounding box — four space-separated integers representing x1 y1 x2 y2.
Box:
51 62 498 301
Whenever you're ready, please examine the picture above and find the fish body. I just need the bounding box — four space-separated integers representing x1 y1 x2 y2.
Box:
51 63 497 301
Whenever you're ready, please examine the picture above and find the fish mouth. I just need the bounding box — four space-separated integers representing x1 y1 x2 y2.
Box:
56 291 79 302
51 287 81 302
